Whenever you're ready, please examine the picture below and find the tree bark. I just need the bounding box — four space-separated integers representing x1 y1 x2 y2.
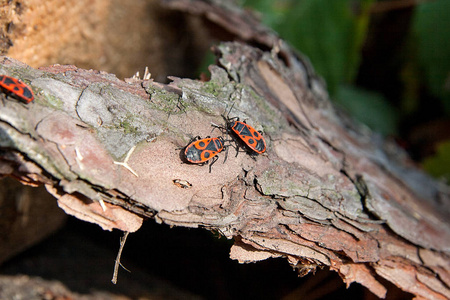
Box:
0 1 449 299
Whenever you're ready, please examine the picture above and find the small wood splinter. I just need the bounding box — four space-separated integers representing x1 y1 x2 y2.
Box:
113 145 139 177
111 231 130 284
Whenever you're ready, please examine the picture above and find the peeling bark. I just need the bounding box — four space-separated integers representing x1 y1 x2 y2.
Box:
1 1 449 299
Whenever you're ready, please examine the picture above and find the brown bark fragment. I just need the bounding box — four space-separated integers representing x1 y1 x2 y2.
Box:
374 260 450 300
338 264 387 298
289 223 380 263
230 239 282 263
47 186 143 232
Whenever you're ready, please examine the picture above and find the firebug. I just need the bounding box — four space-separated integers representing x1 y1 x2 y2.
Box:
183 136 226 172
219 103 266 155
0 75 34 104
227 119 266 154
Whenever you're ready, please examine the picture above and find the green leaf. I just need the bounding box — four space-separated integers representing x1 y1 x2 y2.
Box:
335 85 398 135
241 0 373 95
422 140 450 182
413 0 450 114
240 0 288 27
277 0 373 94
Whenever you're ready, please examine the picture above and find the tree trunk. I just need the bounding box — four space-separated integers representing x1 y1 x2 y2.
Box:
0 1 449 299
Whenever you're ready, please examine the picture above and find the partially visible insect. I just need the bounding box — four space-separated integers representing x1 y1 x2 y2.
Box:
0 75 34 104
183 136 226 172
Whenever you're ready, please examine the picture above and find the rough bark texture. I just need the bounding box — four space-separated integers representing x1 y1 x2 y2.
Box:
0 1 449 299
1 0 209 81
